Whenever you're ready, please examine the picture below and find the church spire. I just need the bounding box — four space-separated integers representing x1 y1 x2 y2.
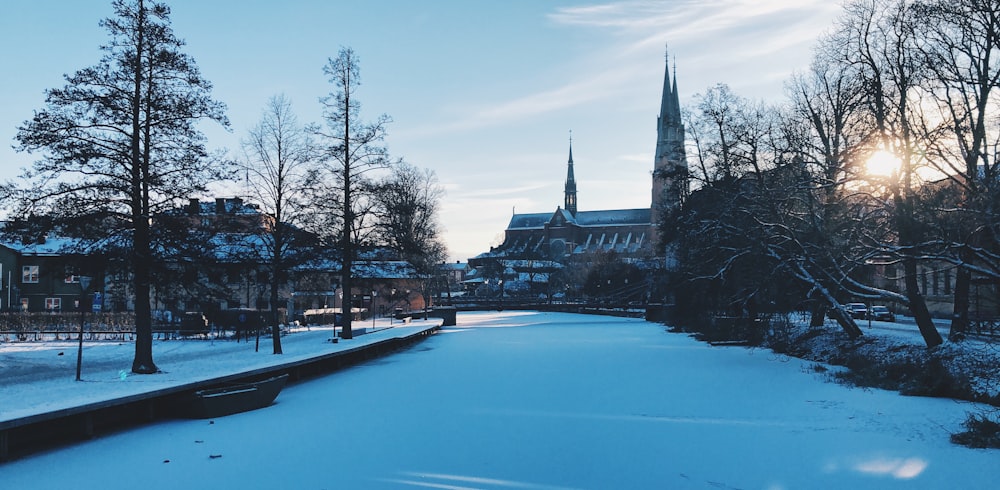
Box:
671 62 681 123
656 48 683 157
652 47 688 223
564 131 577 217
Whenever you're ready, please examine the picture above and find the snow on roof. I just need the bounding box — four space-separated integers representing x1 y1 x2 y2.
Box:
0 236 98 256
209 233 268 262
507 208 651 231
573 208 651 226
507 212 551 230
440 262 469 271
353 260 421 279
174 197 261 216
291 257 422 279
497 258 564 270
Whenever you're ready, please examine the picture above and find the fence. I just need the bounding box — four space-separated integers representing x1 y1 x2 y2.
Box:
0 312 136 341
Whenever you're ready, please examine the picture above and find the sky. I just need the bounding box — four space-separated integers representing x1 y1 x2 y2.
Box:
0 1 842 262
1 311 997 488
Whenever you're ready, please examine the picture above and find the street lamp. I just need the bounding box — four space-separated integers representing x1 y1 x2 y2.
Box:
75 276 92 381
372 290 377 329
390 288 396 325
498 279 504 312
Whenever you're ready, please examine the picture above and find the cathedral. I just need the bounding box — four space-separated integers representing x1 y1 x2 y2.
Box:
476 52 687 264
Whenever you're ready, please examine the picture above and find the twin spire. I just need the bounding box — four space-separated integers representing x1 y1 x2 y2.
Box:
653 46 688 215
656 48 683 160
563 47 685 221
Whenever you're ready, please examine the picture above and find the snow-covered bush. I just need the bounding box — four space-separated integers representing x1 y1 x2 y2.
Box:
951 412 1000 449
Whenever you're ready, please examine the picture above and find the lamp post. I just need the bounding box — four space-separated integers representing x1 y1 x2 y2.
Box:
372 290 377 329
498 279 504 312
338 290 343 331
390 288 396 325
75 276 92 381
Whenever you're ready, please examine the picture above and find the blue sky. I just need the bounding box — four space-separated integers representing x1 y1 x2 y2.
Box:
0 1 840 261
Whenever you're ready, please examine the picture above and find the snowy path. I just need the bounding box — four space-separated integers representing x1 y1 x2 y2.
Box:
1 311 997 489
0 322 435 422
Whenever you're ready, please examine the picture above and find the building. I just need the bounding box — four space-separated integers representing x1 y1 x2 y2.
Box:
0 196 427 324
0 237 106 312
471 52 686 266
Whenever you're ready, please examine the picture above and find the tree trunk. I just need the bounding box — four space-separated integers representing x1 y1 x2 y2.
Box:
809 305 826 328
828 305 863 339
340 70 354 340
949 265 971 341
902 257 943 348
270 269 283 354
790 262 861 338
132 216 158 373
341 273 353 339
948 250 972 342
131 0 156 374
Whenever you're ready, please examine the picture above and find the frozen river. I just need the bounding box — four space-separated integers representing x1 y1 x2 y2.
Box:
1 311 996 489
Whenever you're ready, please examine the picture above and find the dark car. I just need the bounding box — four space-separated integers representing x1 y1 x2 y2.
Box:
178 312 209 335
845 303 868 320
870 305 895 322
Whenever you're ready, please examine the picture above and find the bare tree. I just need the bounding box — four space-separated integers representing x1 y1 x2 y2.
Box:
240 94 319 354
14 0 228 373
830 0 943 347
664 87 814 337
912 0 1000 339
313 47 392 339
779 53 879 334
687 84 745 184
373 163 448 312
373 164 447 271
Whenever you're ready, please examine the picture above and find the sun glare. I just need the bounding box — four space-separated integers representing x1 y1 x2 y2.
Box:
866 149 902 177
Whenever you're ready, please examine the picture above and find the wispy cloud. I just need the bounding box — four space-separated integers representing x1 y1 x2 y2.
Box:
472 68 639 123
402 65 642 139
551 0 837 56
411 0 837 140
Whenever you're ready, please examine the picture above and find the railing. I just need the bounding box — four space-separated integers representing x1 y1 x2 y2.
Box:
0 312 137 341
444 299 648 318
969 318 1000 339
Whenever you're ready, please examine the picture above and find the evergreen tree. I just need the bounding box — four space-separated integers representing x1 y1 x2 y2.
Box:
14 0 228 373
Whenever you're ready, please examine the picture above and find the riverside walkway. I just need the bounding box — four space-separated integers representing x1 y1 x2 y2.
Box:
0 320 440 460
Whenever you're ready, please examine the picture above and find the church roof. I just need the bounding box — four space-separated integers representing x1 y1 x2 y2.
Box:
573 208 651 226
506 207 650 231
507 212 552 230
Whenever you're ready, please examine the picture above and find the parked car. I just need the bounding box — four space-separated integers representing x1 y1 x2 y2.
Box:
845 303 868 320
870 305 895 322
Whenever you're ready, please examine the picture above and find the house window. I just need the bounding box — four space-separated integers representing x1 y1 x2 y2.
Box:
22 265 39 283
65 266 80 284
45 297 61 310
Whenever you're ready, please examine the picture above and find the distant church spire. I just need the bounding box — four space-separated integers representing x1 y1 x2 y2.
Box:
564 131 578 217
652 47 688 221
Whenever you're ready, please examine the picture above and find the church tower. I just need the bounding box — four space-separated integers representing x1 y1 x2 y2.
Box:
652 50 688 224
564 135 578 217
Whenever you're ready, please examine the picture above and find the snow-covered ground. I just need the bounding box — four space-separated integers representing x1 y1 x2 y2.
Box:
0 321 436 421
1 311 997 489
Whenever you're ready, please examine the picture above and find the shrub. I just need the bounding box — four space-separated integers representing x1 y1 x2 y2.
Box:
951 412 1000 449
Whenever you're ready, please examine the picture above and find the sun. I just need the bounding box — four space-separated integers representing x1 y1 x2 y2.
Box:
866 149 902 177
